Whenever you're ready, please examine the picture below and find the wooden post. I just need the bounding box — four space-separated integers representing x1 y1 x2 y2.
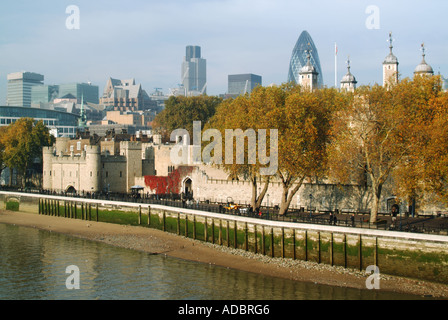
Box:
226 220 230 247
262 226 266 256
254 224 257 254
281 228 285 259
177 213 180 235
344 234 347 268
234 221 237 249
88 203 91 221
162 211 166 231
191 215 195 239
374 237 378 267
139 206 142 225
96 203 99 222
292 229 296 260
64 201 67 218
245 222 248 251
212 219 215 244
74 203 77 219
204 217 208 242
359 234 362 271
304 230 308 261
81 203 84 220
219 220 223 246
318 231 321 264
330 233 334 266
38 199 41 215
147 206 151 226
270 228 274 258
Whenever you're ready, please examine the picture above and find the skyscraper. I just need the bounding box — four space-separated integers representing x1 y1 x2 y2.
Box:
182 45 207 96
228 74 262 96
287 31 324 87
6 72 44 107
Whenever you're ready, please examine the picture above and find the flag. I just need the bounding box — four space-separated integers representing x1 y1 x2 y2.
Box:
335 43 338 56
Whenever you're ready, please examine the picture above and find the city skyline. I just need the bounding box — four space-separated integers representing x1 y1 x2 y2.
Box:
1 0 447 104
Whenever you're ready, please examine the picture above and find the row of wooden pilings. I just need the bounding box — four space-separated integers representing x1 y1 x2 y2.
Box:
37 198 378 271
38 198 99 222
168 211 378 271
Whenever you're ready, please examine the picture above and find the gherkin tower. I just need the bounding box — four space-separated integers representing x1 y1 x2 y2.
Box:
287 30 324 87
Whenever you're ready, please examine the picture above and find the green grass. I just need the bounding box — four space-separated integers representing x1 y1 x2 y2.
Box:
5 201 19 211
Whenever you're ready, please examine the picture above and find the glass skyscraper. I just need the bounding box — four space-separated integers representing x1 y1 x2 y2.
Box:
6 72 44 107
287 31 324 87
228 74 262 96
58 83 99 104
182 45 207 95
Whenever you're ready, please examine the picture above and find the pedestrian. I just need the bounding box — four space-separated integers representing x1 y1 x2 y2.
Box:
391 204 399 229
329 212 334 225
333 214 338 226
350 213 355 227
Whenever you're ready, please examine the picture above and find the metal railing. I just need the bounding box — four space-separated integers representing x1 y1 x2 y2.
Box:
3 187 448 236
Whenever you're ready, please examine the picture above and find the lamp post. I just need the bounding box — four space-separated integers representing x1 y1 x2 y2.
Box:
267 194 270 219
309 194 313 218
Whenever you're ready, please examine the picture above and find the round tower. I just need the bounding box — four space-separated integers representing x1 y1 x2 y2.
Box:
85 145 101 192
42 146 54 191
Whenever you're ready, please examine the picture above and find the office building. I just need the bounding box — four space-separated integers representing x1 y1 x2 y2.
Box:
31 85 59 105
58 83 99 104
181 45 207 96
6 72 44 107
228 74 262 96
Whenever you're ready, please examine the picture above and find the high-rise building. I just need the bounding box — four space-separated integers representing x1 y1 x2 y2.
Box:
6 72 44 107
228 74 262 96
58 83 99 104
288 31 324 87
31 85 59 105
181 45 207 96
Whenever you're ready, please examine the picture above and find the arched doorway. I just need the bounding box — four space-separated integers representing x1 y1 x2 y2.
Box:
183 178 193 199
66 186 77 195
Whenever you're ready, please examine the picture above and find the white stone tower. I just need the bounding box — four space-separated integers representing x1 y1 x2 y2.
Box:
383 32 399 88
299 50 319 91
340 57 357 92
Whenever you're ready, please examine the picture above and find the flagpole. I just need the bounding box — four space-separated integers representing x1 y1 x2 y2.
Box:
335 42 338 88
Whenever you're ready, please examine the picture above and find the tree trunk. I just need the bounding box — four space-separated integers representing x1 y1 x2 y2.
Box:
370 182 382 224
278 176 305 216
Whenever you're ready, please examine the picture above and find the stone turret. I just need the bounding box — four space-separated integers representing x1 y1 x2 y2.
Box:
42 146 55 190
84 145 101 192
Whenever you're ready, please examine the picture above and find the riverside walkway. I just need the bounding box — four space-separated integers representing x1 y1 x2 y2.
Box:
2 188 448 236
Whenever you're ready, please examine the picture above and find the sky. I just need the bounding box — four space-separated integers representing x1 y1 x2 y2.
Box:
1 0 447 103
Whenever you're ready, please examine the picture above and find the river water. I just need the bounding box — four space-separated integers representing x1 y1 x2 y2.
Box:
0 223 421 300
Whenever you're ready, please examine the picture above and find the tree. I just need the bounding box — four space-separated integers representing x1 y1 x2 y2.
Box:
205 86 285 211
327 77 442 223
0 118 54 187
152 95 222 142
270 86 345 216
